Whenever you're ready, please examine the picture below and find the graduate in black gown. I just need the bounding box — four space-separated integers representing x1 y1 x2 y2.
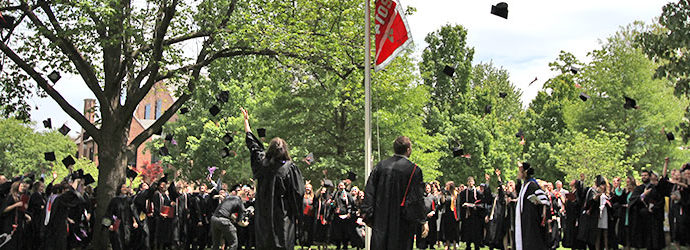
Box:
331 181 354 249
361 136 427 250
485 169 507 250
131 182 154 250
26 179 46 250
459 176 485 250
44 178 87 250
313 185 334 250
562 178 586 249
299 182 316 248
242 107 305 250
640 172 666 250
0 180 31 250
440 181 460 250
514 162 548 250
416 183 439 249
151 175 180 250
677 167 690 247
105 182 136 250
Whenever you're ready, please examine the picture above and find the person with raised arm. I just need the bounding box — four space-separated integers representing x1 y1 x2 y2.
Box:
241 107 305 250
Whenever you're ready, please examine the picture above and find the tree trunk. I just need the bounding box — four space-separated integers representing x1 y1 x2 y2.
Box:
90 122 129 249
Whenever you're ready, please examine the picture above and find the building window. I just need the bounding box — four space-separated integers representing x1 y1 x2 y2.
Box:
144 104 151 119
155 99 162 119
89 147 94 161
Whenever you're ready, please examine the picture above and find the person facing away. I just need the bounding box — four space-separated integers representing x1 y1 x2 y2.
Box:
241 107 305 250
361 136 428 250
514 162 549 250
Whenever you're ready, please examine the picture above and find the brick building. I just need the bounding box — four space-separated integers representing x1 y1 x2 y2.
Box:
75 81 178 168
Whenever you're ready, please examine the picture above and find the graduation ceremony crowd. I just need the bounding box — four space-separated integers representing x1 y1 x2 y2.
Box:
0 108 689 250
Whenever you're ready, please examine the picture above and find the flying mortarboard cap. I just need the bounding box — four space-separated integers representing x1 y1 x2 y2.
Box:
83 174 95 185
179 107 189 114
43 118 52 129
159 146 169 156
222 133 233 144
490 2 508 19
579 92 590 102
521 162 531 170
153 128 162 136
443 65 455 77
346 171 357 182
47 71 61 83
44 152 56 161
126 168 138 179
515 130 524 138
209 105 221 116
484 104 492 114
304 152 315 165
83 132 90 140
165 134 174 142
569 66 580 74
62 155 75 167
499 92 508 98
666 132 675 141
452 147 464 157
257 128 266 138
220 147 233 158
624 96 639 109
58 124 70 136
216 91 229 104
0 14 15 29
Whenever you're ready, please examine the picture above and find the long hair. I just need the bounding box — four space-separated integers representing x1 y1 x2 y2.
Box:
266 137 291 164
625 175 637 192
9 182 20 201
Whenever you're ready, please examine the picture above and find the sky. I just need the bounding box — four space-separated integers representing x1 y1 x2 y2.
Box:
28 0 670 136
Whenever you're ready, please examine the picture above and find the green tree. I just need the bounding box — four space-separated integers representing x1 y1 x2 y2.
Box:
554 130 632 184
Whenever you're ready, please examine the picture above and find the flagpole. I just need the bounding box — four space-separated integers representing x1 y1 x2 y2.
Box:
364 0 373 249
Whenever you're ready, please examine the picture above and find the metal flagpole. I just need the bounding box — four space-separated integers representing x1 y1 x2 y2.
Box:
364 0 373 249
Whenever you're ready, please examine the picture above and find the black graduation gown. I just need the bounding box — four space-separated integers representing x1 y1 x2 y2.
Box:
0 194 29 250
515 180 548 250
152 183 179 247
105 195 134 250
331 189 353 242
439 190 459 243
298 196 315 246
130 187 154 250
485 185 506 249
415 193 438 249
246 132 305 250
640 184 666 250
312 193 333 244
361 155 425 250
678 185 690 246
44 188 85 250
562 188 585 249
459 187 485 244
26 191 46 249
627 184 646 248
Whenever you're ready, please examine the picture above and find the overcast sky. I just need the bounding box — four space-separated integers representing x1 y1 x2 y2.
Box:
28 0 670 135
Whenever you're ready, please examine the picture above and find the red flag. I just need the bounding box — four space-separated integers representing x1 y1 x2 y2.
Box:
374 0 412 71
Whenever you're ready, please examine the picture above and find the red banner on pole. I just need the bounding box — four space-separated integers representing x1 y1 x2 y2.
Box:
374 0 412 71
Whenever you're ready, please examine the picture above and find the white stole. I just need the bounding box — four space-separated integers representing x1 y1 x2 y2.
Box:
515 181 531 250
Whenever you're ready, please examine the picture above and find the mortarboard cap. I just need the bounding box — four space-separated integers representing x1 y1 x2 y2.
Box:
323 179 334 188
221 147 235 158
484 104 492 114
346 171 357 182
624 96 639 109
165 134 174 142
126 168 138 179
209 105 221 116
304 152 315 165
579 92 590 102
153 128 162 136
257 128 266 138
159 146 169 156
44 152 56 161
231 184 242 191
490 2 508 19
452 147 464 157
62 155 75 167
666 132 675 142
569 66 580 74
442 65 455 77
179 107 189 114
58 124 70 136
47 71 61 83
159 174 168 183
43 118 52 129
521 162 531 170
515 130 524 138
82 132 90 140
216 91 229 104
499 92 508 98
0 14 15 29
83 174 95 185
222 133 233 144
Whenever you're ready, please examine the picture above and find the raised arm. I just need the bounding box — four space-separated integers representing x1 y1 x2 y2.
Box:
663 157 669 178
